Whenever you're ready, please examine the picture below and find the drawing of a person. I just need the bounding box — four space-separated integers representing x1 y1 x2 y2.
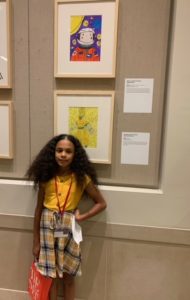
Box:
71 27 100 61
75 108 94 147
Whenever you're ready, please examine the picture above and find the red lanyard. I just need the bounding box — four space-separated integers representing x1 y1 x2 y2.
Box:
54 175 73 215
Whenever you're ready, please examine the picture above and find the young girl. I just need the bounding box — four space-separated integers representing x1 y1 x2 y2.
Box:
26 134 107 300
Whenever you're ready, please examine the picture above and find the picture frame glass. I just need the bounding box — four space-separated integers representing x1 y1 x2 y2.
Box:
0 102 13 158
0 0 11 88
55 0 118 77
54 92 114 163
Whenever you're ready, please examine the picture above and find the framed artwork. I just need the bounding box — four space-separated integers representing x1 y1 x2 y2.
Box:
0 101 13 158
0 0 12 88
54 90 114 163
54 0 119 78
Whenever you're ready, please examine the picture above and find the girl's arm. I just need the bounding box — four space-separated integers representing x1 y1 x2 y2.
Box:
33 184 44 258
75 181 107 222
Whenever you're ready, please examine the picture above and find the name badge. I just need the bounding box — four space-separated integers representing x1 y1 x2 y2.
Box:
54 229 68 238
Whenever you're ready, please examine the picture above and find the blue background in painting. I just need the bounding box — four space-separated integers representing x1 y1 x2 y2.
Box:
70 15 102 60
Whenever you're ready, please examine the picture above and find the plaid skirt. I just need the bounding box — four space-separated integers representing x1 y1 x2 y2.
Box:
37 208 81 278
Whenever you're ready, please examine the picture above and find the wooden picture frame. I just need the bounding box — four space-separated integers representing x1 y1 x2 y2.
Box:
54 90 114 163
54 0 119 78
0 0 12 88
0 101 13 158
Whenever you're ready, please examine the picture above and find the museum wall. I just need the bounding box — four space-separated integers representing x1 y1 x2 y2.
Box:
0 0 171 187
1 0 190 298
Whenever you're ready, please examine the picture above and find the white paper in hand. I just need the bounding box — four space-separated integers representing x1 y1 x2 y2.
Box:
71 215 83 244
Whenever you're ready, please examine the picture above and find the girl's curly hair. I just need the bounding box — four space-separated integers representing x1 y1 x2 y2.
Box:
26 134 98 188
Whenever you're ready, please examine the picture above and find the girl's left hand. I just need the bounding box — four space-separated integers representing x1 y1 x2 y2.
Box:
75 209 82 222
74 182 107 222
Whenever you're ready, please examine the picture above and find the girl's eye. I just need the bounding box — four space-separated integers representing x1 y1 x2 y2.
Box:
56 148 73 154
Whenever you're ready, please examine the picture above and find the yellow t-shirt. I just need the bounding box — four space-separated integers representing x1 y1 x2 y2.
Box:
43 174 91 211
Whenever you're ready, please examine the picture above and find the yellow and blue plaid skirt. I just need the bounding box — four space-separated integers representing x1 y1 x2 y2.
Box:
37 208 81 278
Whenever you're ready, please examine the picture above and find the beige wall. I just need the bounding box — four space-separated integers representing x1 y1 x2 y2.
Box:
0 0 190 230
1 0 190 299
0 0 171 188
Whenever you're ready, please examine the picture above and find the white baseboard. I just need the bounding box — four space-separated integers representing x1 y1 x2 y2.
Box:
0 288 83 300
0 288 29 300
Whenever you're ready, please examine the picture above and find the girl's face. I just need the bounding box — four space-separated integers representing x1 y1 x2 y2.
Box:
55 139 75 172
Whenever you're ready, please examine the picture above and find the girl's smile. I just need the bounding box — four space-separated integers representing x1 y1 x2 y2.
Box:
55 139 75 171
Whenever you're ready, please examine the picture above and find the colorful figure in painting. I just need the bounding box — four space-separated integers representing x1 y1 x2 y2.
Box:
70 15 102 62
75 107 92 147
70 107 97 148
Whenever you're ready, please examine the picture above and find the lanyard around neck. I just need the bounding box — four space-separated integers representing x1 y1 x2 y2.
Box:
54 175 73 215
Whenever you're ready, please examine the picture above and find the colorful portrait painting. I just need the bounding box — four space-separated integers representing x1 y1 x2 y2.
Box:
70 15 102 62
69 107 98 148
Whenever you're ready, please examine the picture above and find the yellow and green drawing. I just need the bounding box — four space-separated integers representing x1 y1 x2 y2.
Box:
69 107 98 148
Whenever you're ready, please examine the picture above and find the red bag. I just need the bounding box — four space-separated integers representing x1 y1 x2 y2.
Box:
28 262 52 300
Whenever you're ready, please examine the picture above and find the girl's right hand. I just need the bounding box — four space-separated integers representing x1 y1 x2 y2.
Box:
32 242 40 259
